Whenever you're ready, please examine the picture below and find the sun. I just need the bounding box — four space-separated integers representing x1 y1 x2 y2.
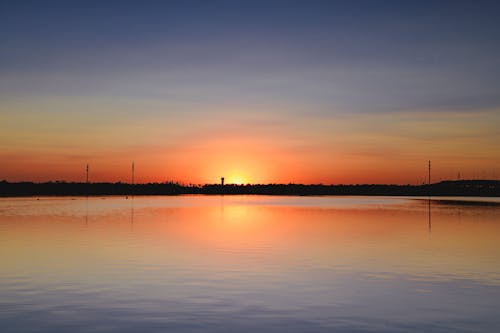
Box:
226 175 248 185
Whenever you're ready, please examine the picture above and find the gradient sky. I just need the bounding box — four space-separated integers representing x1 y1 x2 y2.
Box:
1 0 499 184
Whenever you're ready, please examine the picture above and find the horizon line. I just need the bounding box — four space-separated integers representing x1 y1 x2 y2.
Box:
2 179 498 187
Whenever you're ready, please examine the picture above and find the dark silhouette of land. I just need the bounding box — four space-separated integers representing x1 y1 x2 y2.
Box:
1 180 499 197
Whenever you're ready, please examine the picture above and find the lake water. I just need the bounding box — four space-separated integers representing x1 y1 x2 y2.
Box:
1 195 500 333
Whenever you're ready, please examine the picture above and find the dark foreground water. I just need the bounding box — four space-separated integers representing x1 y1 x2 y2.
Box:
1 195 500 333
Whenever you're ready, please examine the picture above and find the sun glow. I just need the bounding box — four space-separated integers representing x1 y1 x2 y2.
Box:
226 175 249 185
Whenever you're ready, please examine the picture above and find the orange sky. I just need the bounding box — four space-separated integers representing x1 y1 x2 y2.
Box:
1 104 499 184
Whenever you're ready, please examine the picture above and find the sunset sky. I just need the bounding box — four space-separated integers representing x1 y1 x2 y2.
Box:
1 0 499 184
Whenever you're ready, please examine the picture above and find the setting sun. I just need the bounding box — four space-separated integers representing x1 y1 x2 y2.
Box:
226 175 249 185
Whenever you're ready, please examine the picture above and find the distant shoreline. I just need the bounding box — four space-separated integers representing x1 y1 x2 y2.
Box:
1 180 499 197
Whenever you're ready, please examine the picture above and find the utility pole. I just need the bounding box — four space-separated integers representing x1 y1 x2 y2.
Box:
427 160 432 198
132 161 135 185
129 161 135 197
428 160 431 185
86 163 89 197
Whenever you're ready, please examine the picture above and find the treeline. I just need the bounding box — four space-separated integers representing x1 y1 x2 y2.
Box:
0 180 499 197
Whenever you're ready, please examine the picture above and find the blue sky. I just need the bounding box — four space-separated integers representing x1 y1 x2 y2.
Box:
2 1 499 112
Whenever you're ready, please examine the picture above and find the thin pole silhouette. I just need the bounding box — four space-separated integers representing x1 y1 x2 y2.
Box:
428 160 431 186
130 161 135 197
86 163 89 197
132 161 135 185
428 160 431 197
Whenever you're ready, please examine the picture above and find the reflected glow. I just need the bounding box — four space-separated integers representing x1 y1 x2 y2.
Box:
1 196 500 332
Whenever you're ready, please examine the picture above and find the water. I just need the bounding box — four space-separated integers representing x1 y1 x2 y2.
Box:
1 195 500 332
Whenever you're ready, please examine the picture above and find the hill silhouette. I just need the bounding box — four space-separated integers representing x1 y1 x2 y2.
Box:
1 180 499 197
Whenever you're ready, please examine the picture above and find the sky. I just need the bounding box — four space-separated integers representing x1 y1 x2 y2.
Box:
1 0 499 184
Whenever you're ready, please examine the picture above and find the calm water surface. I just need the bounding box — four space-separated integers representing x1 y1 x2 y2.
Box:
1 195 500 332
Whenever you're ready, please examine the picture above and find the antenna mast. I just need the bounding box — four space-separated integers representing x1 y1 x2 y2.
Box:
428 160 431 185
132 161 135 185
